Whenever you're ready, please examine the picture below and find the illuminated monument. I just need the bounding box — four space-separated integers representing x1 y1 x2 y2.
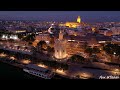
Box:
77 16 81 23
65 16 81 28
54 30 67 59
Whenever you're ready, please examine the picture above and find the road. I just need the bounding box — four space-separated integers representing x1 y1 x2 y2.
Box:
68 64 120 79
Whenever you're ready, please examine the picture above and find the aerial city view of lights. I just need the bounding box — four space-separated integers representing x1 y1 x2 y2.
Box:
0 11 119 79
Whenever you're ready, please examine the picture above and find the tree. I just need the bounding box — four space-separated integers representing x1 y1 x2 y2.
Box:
85 47 100 56
61 64 69 70
31 46 37 53
103 44 120 63
103 44 120 56
37 41 47 52
85 47 93 56
47 46 54 54
22 33 35 42
17 33 24 39
92 47 100 53
83 42 88 49
49 37 54 48
69 55 85 64
28 42 33 45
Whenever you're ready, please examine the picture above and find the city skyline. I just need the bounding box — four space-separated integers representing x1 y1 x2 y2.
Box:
0 13 120 79
0 11 120 22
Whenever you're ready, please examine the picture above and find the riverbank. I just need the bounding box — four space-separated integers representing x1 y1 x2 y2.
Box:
0 60 44 80
0 59 69 80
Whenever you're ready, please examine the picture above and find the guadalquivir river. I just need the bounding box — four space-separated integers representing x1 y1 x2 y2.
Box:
0 61 67 80
0 61 43 80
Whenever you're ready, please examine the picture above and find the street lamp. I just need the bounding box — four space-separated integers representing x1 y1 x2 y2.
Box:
22 59 31 64
10 56 16 60
38 63 47 68
114 52 116 55
56 69 66 75
114 68 119 72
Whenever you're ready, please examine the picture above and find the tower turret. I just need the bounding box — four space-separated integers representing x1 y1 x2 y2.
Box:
77 16 81 23
59 30 63 40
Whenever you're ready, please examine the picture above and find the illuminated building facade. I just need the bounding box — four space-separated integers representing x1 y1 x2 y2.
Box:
77 16 81 23
0 41 32 55
104 30 113 36
65 22 80 28
59 16 81 28
1 34 19 40
110 27 120 35
54 30 67 59
15 30 26 33
32 34 50 47
87 37 99 48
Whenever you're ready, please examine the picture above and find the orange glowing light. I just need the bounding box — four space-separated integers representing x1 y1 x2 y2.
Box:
10 56 16 60
22 59 31 64
38 64 47 68
77 16 81 23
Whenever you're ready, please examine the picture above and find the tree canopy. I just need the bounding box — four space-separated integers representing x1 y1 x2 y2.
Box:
22 33 35 42
85 47 100 55
37 40 47 49
103 44 120 56
69 55 85 64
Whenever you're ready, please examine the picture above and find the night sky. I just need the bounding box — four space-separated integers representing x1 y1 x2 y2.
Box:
0 11 120 22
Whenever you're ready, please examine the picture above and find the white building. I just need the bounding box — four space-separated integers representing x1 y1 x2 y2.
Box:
1 34 19 40
110 27 120 35
112 35 120 44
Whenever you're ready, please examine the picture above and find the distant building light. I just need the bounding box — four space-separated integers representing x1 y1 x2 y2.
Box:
16 30 26 33
37 64 47 68
2 35 5 38
51 24 54 25
1 34 18 40
22 59 31 64
98 41 106 43
36 32 38 34
114 52 116 55
68 40 75 42
13 36 18 40
45 41 49 44
2 35 8 39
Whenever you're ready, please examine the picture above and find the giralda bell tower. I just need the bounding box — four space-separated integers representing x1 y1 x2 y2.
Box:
77 16 81 23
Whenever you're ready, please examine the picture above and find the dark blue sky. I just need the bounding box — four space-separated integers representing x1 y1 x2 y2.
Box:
0 11 120 22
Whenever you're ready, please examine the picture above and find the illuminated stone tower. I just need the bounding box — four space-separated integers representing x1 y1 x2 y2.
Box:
77 16 81 23
54 30 67 59
59 30 63 40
